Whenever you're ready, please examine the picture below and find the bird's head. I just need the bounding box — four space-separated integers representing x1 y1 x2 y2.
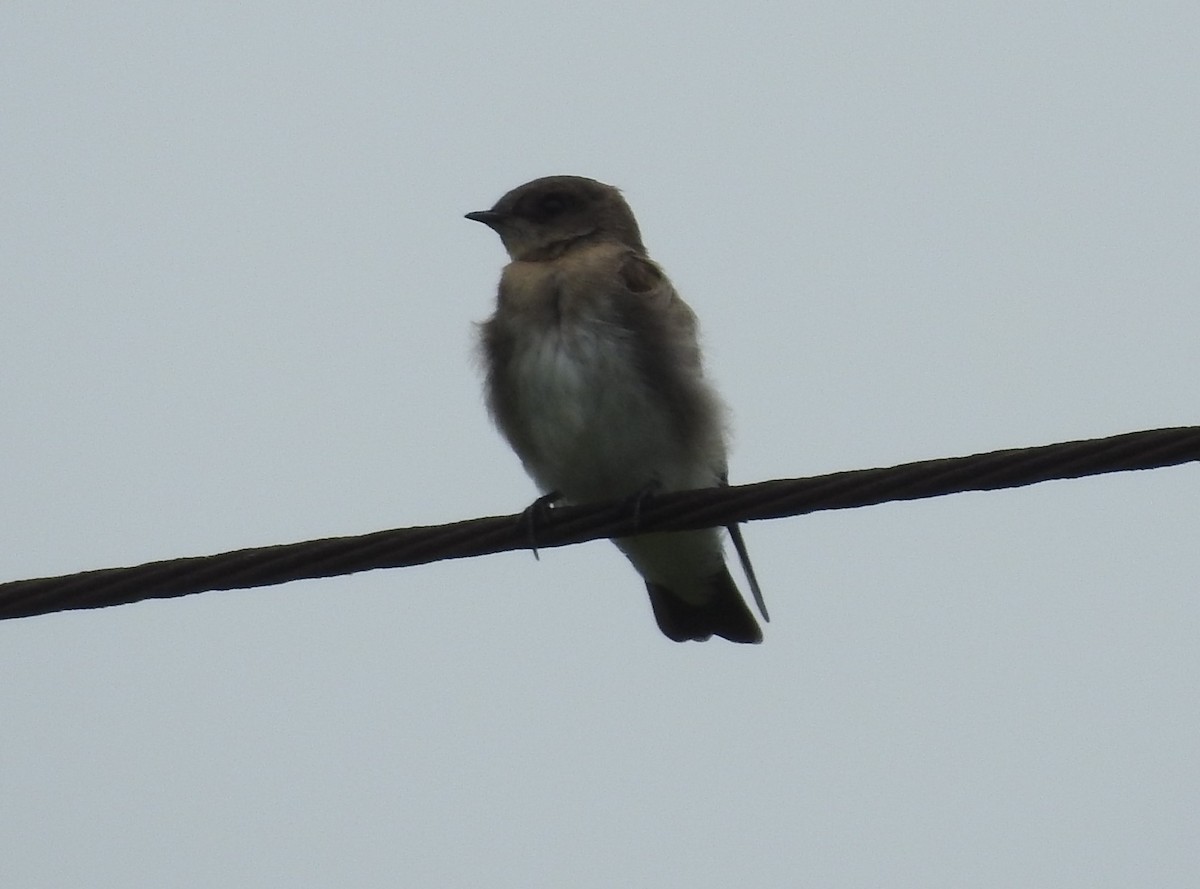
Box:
466 175 645 261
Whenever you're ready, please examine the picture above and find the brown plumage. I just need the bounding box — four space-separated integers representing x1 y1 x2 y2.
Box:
468 176 767 643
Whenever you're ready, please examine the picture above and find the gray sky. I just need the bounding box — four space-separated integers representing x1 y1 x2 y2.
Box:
3 3 1198 886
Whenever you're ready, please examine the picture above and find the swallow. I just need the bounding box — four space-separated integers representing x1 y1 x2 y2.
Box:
469 175 767 642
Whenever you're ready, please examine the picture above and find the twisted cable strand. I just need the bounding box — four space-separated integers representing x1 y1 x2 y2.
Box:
2 426 1196 621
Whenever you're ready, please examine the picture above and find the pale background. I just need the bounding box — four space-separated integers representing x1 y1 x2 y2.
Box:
2 3 1198 887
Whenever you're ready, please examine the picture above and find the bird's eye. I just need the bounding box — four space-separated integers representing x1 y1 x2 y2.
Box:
537 192 569 216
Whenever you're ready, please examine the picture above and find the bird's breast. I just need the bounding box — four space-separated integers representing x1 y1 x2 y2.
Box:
504 313 672 500
490 259 696 501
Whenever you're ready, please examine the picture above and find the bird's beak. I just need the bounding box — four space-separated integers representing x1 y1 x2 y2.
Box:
465 210 503 227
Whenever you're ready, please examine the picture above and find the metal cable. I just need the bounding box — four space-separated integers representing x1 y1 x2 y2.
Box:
2 425 1197 621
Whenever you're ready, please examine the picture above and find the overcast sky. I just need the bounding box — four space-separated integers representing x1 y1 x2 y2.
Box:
2 3 1198 887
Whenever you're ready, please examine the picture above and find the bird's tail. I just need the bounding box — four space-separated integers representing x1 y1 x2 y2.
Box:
645 566 762 644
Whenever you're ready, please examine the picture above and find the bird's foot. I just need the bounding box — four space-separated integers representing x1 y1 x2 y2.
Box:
521 491 562 561
622 480 662 531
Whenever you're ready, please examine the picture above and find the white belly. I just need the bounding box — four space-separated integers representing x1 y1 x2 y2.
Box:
506 324 715 503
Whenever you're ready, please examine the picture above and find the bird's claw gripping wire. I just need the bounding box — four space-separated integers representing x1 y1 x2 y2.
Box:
622 480 663 532
521 491 563 560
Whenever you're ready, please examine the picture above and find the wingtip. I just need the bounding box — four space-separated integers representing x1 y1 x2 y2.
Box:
727 524 769 623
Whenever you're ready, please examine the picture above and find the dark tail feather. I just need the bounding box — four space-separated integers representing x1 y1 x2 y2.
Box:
727 523 769 622
645 567 762 644
716 472 768 624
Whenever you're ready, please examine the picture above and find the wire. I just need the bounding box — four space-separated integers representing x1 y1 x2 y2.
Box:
1 426 1197 621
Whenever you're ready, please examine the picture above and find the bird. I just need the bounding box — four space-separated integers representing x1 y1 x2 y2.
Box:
467 175 767 643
